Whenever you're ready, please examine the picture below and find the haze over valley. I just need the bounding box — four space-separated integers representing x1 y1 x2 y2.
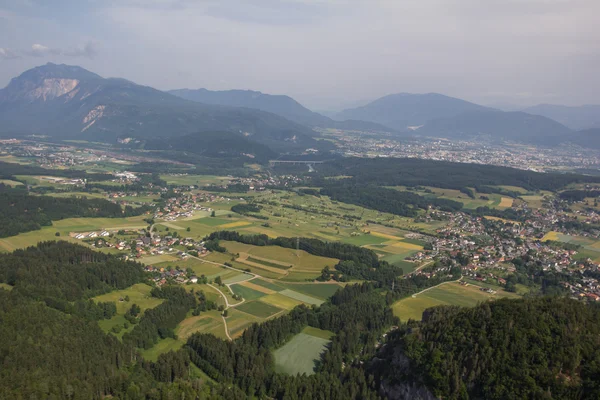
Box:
1 1 600 399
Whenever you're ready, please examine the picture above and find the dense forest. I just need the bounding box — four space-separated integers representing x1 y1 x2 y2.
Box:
0 190 153 237
316 157 600 191
0 241 145 317
376 297 600 399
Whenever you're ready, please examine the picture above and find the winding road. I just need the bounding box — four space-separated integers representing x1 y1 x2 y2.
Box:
188 254 261 340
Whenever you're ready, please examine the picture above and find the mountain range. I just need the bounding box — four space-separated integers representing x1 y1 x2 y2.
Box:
335 92 600 146
0 63 328 155
168 88 392 132
0 63 598 153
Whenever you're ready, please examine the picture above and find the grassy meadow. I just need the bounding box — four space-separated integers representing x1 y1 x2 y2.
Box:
273 327 333 375
392 281 521 322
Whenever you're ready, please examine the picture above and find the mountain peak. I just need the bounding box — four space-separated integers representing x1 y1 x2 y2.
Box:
337 92 489 130
15 63 102 83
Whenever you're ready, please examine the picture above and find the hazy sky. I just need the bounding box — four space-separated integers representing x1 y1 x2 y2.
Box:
0 0 598 110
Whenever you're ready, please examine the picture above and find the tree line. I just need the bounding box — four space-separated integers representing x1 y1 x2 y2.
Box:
0 189 153 237
320 184 464 217
316 157 600 192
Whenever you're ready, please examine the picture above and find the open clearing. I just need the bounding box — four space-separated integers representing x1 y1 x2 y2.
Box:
94 283 164 335
273 327 333 376
93 283 163 314
392 281 520 321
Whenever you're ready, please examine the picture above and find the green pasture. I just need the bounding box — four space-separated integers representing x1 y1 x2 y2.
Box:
392 281 520 322
273 327 333 375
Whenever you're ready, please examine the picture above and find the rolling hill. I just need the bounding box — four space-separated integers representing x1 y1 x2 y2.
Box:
336 92 490 131
170 88 393 132
0 63 327 153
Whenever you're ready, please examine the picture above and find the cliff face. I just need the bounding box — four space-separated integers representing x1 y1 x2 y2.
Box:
374 348 439 400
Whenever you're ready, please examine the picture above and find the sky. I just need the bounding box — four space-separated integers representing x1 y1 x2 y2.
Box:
0 0 598 111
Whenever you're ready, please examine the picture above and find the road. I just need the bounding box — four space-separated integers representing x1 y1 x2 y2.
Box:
188 253 261 340
410 278 462 298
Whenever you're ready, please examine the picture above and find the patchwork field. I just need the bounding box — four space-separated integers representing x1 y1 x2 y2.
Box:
273 327 333 375
222 241 339 281
392 281 521 322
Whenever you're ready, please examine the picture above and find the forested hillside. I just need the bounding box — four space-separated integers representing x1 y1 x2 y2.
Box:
376 297 600 399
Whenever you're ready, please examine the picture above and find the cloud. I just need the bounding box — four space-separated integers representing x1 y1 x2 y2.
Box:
0 47 19 59
4 42 97 59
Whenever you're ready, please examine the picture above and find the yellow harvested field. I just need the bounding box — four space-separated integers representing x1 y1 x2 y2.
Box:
218 221 252 229
241 226 279 237
260 293 303 309
386 240 423 250
140 254 178 265
159 222 185 230
239 280 277 294
367 225 404 236
237 254 288 275
499 197 514 208
370 231 402 240
176 314 224 340
541 231 560 241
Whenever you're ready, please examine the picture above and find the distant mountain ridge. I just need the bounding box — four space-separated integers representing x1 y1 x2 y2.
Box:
416 110 573 144
169 88 330 127
0 63 328 154
336 92 589 146
169 87 393 132
336 92 491 130
523 104 600 130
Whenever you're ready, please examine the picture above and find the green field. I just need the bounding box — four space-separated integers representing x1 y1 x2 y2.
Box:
392 281 520 321
282 283 341 300
230 284 267 301
273 327 333 375
235 300 283 318
0 283 14 291
252 278 285 292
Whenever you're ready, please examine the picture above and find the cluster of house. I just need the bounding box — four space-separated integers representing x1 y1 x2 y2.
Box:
153 192 224 221
144 265 200 286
